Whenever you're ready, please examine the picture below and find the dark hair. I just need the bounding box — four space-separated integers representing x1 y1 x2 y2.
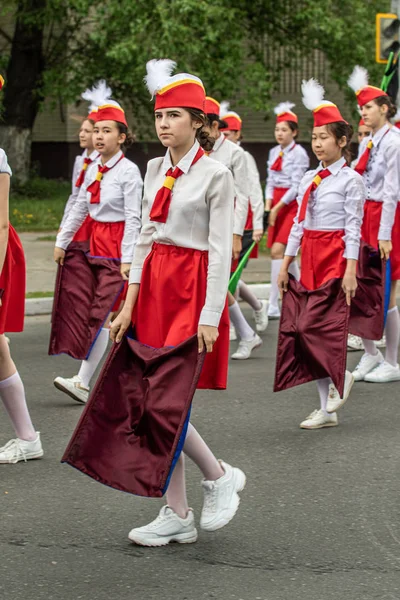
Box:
326 121 354 164
186 108 216 152
117 123 136 149
373 95 397 119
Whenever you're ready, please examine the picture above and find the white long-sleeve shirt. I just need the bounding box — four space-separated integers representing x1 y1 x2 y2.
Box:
286 157 366 261
243 149 264 230
265 142 310 204
56 150 143 263
60 149 99 228
207 134 249 236
129 140 234 328
356 123 400 240
0 149 11 175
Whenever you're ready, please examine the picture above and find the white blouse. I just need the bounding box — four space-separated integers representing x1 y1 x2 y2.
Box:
60 149 99 228
243 149 264 231
0 149 11 176
265 142 310 204
208 134 249 236
356 123 400 240
56 150 143 263
129 140 234 328
286 157 366 261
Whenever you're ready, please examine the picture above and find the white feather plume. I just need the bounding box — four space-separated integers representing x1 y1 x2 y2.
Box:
301 79 328 111
145 59 177 97
219 100 230 117
274 101 295 115
348 66 368 93
82 80 112 111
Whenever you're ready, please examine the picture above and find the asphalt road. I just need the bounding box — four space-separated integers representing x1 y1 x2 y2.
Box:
1 314 400 600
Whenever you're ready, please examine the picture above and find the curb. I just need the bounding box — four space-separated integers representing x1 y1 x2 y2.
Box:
24 283 272 316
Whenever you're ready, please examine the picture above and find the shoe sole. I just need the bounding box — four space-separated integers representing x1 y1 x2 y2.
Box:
54 380 88 404
231 341 263 360
201 469 247 532
300 421 338 430
0 451 44 464
363 375 400 383
128 529 198 547
347 346 363 352
326 375 354 414
255 323 269 333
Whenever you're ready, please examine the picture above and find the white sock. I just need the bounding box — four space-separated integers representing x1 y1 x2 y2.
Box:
0 371 36 441
238 280 262 311
78 328 109 389
316 377 331 415
288 260 300 281
362 339 377 356
385 306 400 367
269 259 283 310
229 301 255 341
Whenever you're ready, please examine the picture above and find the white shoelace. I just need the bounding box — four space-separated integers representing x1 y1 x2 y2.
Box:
202 481 217 512
328 384 337 399
0 439 27 463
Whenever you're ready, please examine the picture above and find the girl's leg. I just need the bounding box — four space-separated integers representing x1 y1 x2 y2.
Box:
183 423 224 480
316 378 330 414
78 327 110 388
269 242 285 315
228 293 255 342
385 283 399 367
238 280 262 311
165 454 190 518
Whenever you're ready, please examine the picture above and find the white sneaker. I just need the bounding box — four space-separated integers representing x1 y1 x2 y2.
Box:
376 335 386 349
54 375 89 404
253 299 269 332
300 409 338 430
267 304 281 319
231 334 262 360
352 350 384 381
0 433 43 464
229 324 237 341
347 334 364 352
128 506 198 547
200 460 246 532
326 371 355 413
364 361 400 383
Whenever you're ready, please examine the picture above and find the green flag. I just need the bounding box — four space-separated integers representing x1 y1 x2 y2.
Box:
228 242 256 295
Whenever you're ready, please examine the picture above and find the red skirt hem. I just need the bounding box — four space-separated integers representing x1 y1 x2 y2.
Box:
267 187 297 248
361 200 400 281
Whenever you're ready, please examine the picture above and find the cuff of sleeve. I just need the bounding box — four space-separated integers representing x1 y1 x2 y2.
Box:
199 308 221 328
343 244 360 260
129 267 142 285
55 237 69 251
281 195 294 205
378 227 392 241
253 217 264 231
233 224 244 236
121 255 133 264
285 242 300 257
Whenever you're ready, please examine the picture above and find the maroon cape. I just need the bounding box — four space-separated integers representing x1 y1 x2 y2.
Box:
48 242 124 360
62 334 205 498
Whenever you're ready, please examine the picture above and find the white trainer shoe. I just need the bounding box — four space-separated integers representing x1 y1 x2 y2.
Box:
231 334 262 360
364 361 400 383
347 334 364 352
326 371 355 413
0 433 43 464
352 350 384 381
128 506 198 547
300 409 338 430
253 299 269 332
267 304 281 319
376 335 386 349
229 324 237 341
200 460 246 532
54 375 89 404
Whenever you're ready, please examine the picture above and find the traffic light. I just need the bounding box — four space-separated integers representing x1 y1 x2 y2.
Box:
376 13 400 64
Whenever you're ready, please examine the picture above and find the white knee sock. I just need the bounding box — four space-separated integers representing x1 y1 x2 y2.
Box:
385 306 400 366
288 260 300 281
362 339 377 356
316 377 331 414
0 371 36 441
183 423 223 481
269 259 283 310
78 328 109 389
229 301 255 341
238 280 262 311
166 453 189 518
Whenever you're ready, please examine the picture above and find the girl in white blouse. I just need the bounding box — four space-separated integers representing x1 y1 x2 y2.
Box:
110 59 246 547
348 66 400 384
266 102 310 319
53 84 143 404
278 80 365 430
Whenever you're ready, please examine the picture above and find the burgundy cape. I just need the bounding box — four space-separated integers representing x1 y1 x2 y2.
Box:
48 242 124 360
62 334 205 498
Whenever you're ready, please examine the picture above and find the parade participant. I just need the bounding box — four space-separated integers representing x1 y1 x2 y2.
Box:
202 97 262 359
52 83 142 403
219 102 268 336
266 102 310 319
106 59 246 545
0 75 43 464
348 66 400 383
277 79 365 429
393 109 400 129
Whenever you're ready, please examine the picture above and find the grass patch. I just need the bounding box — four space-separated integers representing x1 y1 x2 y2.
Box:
26 291 54 299
36 235 57 242
10 177 69 232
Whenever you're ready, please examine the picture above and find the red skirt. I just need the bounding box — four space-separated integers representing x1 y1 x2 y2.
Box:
267 187 297 248
134 243 229 390
90 221 127 309
300 230 346 291
0 225 25 334
73 215 94 242
361 200 400 280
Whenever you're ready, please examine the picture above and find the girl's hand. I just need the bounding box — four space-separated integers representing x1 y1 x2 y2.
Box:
120 262 131 281
268 206 279 227
378 240 392 261
265 199 273 211
342 273 357 306
197 325 219 353
277 269 289 297
252 229 263 243
232 234 242 260
54 247 66 265
110 308 132 343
